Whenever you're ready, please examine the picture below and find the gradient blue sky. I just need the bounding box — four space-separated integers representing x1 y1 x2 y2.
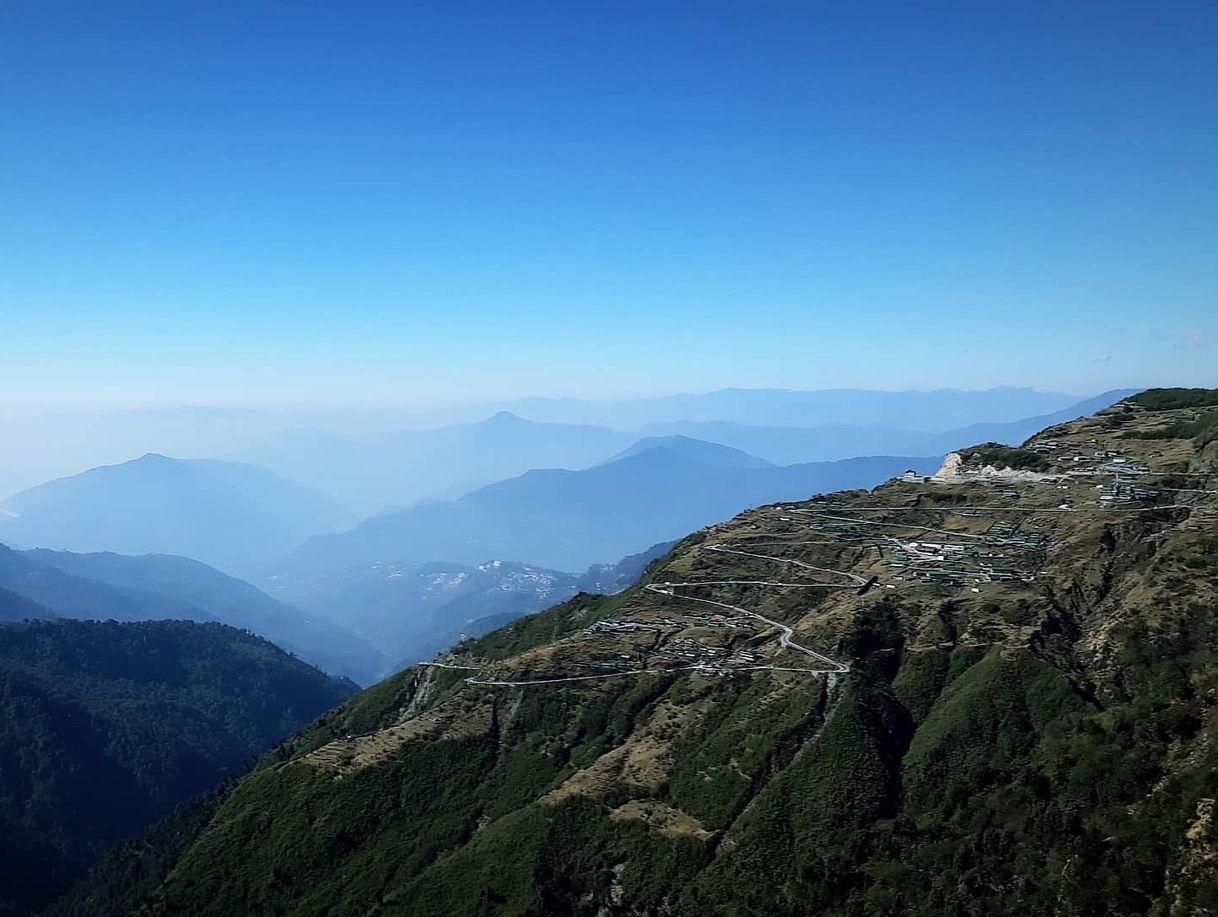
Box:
2 0 1216 407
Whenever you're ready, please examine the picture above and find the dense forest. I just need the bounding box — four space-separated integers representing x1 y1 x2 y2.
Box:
0 619 356 915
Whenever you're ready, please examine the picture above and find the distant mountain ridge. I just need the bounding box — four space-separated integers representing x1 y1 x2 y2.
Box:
488 385 1089 429
0 585 56 622
237 411 634 514
0 454 351 576
605 435 773 468
234 390 1117 513
283 446 941 575
0 388 1122 505
0 544 385 683
642 389 1138 464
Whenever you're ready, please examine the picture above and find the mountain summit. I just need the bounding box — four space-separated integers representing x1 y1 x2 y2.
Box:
0 455 349 576
605 435 774 469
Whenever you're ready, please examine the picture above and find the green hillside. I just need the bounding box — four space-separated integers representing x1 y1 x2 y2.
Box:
0 619 357 916
66 390 1218 916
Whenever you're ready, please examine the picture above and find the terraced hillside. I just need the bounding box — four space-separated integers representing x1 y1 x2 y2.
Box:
70 389 1218 916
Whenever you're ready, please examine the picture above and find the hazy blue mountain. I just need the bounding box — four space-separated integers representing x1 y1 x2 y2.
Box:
0 543 194 623
489 386 1087 430
605 434 773 468
0 404 443 500
238 411 634 514
641 389 1138 464
0 454 352 576
283 445 941 576
0 389 1111 512
231 391 1106 513
931 388 1140 449
0 544 384 683
268 542 673 675
0 585 56 623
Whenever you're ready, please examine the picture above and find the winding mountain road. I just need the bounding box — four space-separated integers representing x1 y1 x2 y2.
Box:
421 538 859 687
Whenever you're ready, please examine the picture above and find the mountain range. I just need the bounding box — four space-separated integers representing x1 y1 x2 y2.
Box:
0 543 383 683
0 454 351 576
61 388 1218 916
640 389 1137 464
0 392 1126 578
485 385 1090 429
0 387 1104 512
282 445 941 575
236 411 634 515
235 391 1120 513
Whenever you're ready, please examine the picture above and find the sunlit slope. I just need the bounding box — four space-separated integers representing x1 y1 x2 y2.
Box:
79 389 1218 917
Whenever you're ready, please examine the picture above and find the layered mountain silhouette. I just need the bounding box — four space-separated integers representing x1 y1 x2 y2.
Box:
641 389 1137 464
0 544 383 683
238 411 634 514
282 442 940 575
0 454 351 576
603 435 773 468
0 388 1109 509
487 385 1089 429
0 585 56 622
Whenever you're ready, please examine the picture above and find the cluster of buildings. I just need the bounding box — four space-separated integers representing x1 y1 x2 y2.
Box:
582 654 642 672
586 611 752 637
649 638 765 675
586 619 659 635
883 522 1043 589
896 563 1036 589
984 522 1049 556
1096 481 1158 505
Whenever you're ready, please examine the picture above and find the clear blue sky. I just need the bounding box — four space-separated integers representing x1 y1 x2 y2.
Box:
2 0 1216 406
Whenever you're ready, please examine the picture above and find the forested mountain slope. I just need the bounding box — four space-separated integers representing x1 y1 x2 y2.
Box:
0 619 357 916
0 544 382 683
20 547 385 683
0 585 57 622
71 389 1218 916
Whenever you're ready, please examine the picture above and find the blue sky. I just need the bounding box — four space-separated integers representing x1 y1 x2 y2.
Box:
2 0 1216 406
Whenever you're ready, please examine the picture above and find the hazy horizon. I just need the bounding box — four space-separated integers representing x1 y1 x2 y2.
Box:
0 381 1143 417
